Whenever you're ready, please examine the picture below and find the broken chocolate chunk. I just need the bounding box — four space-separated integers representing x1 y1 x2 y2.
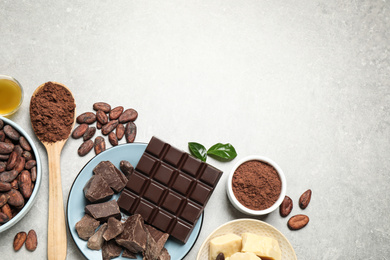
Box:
102 240 122 260
103 217 124 241
120 160 134 179
93 161 127 192
75 214 100 240
83 175 114 203
143 224 169 260
116 214 146 253
87 223 108 250
122 248 137 259
158 248 171 260
85 200 121 223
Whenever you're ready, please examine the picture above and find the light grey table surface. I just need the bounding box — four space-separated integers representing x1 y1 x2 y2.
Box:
1 1 389 259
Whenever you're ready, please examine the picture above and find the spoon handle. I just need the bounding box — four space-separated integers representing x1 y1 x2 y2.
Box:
47 144 67 260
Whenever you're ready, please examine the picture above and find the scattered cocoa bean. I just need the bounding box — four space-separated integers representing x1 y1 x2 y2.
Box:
78 140 94 157
101 120 119 135
280 196 293 217
6 151 19 170
0 181 12 192
30 167 37 182
18 170 32 199
77 112 96 124
0 170 19 182
1 203 12 220
288 214 309 230
25 160 36 170
0 142 14 154
118 108 138 123
299 189 312 209
116 124 125 140
93 102 111 113
19 136 32 151
108 132 118 146
96 110 109 125
94 137 106 155
14 156 25 173
124 122 136 143
96 121 102 129
25 229 38 251
13 231 27 251
109 106 124 120
7 189 24 208
3 125 20 141
72 124 89 139
83 127 96 141
0 193 10 207
22 151 33 161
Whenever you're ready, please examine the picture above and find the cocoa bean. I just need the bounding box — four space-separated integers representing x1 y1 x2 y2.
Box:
83 126 96 141
109 106 124 120
18 170 32 199
10 179 18 189
0 142 14 154
25 160 36 170
124 122 137 143
0 130 4 142
1 203 12 220
78 140 94 157
22 151 33 161
101 120 118 135
116 124 125 140
7 189 24 207
13 144 24 156
19 136 32 151
96 121 102 129
0 154 9 161
4 138 12 144
96 110 108 125
0 119 3 130
280 196 293 217
93 102 111 113
0 170 19 182
25 229 38 251
118 108 138 123
0 211 9 224
0 161 6 173
0 181 12 192
108 132 118 146
6 151 19 170
94 137 106 155
72 123 89 139
299 189 312 209
120 160 134 178
0 193 10 207
288 214 309 230
14 156 25 173
76 112 96 124
30 167 37 182
13 231 27 251
3 125 20 141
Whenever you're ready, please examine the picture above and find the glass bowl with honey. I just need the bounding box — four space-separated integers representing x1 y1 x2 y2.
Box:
0 75 23 117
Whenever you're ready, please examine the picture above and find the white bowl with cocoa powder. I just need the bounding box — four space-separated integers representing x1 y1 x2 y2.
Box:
227 155 286 216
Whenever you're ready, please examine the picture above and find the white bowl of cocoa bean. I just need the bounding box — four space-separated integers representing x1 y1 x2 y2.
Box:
227 155 286 216
0 116 42 232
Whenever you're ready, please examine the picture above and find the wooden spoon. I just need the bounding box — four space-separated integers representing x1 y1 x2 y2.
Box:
31 82 76 260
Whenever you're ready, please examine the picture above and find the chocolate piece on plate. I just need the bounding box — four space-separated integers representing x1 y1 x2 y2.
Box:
115 214 146 253
122 248 137 259
158 248 171 260
75 214 100 240
120 160 134 179
102 240 122 260
85 200 121 223
83 175 114 203
143 224 169 260
117 136 223 243
87 223 108 250
103 216 124 241
93 161 127 192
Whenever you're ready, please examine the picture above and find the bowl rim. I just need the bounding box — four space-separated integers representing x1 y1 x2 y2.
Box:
0 116 42 233
227 155 286 215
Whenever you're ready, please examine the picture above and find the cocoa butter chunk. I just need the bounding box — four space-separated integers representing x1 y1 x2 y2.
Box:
75 214 100 240
87 223 108 250
103 216 124 241
83 175 114 203
158 247 171 260
102 240 123 260
120 160 134 179
122 248 137 259
115 214 146 253
93 161 127 193
143 224 170 260
85 200 121 223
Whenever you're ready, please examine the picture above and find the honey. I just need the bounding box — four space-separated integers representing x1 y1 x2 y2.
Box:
0 78 23 116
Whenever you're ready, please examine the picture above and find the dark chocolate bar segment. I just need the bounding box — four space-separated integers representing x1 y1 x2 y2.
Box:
118 136 223 243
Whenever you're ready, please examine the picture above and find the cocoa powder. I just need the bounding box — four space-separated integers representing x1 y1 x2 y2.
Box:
30 82 75 143
232 160 281 210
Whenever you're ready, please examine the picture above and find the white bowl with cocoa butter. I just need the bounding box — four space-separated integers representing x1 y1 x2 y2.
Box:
227 155 286 216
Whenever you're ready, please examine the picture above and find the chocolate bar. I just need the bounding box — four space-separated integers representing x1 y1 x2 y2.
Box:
118 136 223 243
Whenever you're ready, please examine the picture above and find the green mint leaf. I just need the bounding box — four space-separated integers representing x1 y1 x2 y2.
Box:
207 143 237 161
188 142 207 162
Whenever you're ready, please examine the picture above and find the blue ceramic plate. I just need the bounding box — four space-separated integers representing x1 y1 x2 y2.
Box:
67 143 203 260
